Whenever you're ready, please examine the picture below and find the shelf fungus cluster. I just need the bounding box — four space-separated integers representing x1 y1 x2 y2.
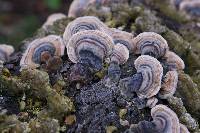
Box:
171 0 200 17
18 15 189 132
62 16 135 82
0 44 14 62
126 104 189 133
119 31 185 109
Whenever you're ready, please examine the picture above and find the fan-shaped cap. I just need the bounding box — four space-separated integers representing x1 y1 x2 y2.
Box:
0 44 14 61
180 123 190 133
170 0 184 8
164 51 185 70
110 43 129 64
179 1 200 16
68 0 123 17
63 16 109 45
133 32 169 58
42 13 66 28
159 71 178 99
68 0 90 17
20 35 65 69
146 97 158 108
134 55 163 98
67 30 114 63
109 28 135 53
151 104 180 133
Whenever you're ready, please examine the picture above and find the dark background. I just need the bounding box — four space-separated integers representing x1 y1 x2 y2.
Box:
0 0 73 46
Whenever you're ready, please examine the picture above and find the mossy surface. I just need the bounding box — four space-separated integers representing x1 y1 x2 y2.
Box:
1 0 200 132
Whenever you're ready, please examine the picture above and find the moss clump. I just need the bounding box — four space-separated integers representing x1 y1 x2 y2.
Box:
144 0 188 23
0 114 29 133
29 118 60 133
176 72 200 121
167 96 199 131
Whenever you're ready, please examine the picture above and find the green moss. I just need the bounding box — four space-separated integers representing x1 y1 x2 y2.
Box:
29 118 60 133
0 69 74 121
145 0 188 23
0 115 29 133
176 72 200 120
167 96 199 131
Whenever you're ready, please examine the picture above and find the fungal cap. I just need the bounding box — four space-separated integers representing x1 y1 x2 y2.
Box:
67 30 114 63
109 28 135 52
159 71 178 99
0 44 14 61
63 16 108 45
151 104 180 133
134 55 163 98
179 1 200 12
20 35 65 69
146 97 158 108
111 43 129 64
68 0 90 17
0 44 14 57
133 32 169 58
180 123 190 133
42 13 66 28
164 51 185 70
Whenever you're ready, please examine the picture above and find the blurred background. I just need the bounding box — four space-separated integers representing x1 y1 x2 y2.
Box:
0 0 73 45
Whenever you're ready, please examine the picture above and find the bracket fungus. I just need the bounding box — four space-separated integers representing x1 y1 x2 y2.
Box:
146 97 158 109
132 32 169 58
42 13 66 29
170 0 184 8
67 30 114 82
63 16 108 46
180 123 190 133
105 43 129 87
150 104 181 133
179 0 200 17
68 0 122 17
0 44 14 62
120 55 163 100
159 70 178 99
109 28 135 53
20 35 65 69
163 51 185 71
128 104 189 133
68 0 91 17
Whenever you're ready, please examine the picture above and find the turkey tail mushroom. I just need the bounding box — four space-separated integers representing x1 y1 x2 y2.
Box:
20 35 65 69
159 70 178 99
151 104 180 133
42 13 66 29
133 32 169 58
109 28 135 53
180 123 190 133
68 0 90 18
0 44 14 62
119 55 163 99
179 1 200 17
63 16 109 45
119 55 163 108
126 104 190 133
105 43 129 87
67 30 114 82
163 51 185 71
